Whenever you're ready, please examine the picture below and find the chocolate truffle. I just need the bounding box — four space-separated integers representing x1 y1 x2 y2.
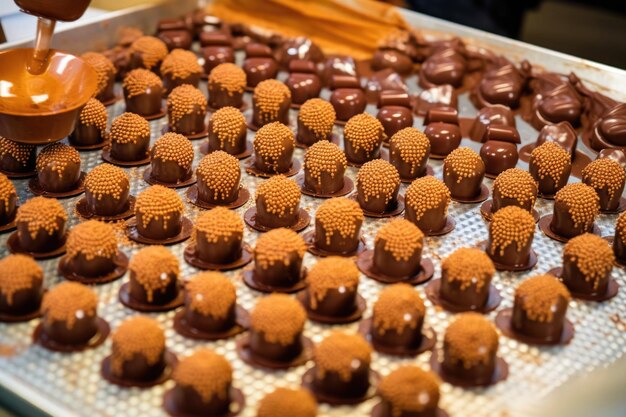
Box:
202 45 235 75
371 49 413 75
275 37 324 68
343 113 385 166
195 151 241 205
613 212 626 263
182 272 238 333
589 103 626 151
356 159 401 214
192 208 244 265
168 349 235 416
257 387 317 417
373 219 424 279
303 141 347 195
123 69 164 117
160 49 202 94
404 176 451 234
376 366 441 417
441 313 499 385
129 35 168 71
158 30 193 51
243 56 279 89
248 294 307 362
36 143 82 193
532 122 577 158
135 185 185 240
371 284 426 350
511 275 571 342
252 80 291 128
297 98 336 146
254 175 301 228
562 233 614 297
479 139 520 179
207 106 247 155
440 248 495 310
443 147 485 201
108 112 151 163
83 163 131 217
207 63 246 110
468 105 516 143
423 108 462 158
487 206 535 268
472 61 527 109
286 69 322 106
128 246 180 306
303 257 361 319
253 228 306 290
389 127 430 180
582 158 626 212
329 77 367 122
419 47 466 89
64 220 119 278
310 332 372 399
40 282 100 346
15 197 67 253
0 254 43 318
0 136 36 175
69 98 108 148
149 133 194 185
366 69 408 104
252 122 296 174
167 84 207 136
81 52 117 104
492 168 537 214
376 91 414 139
314 198 364 254
109 316 167 382
529 141 572 196
0 173 17 227
550 183 600 239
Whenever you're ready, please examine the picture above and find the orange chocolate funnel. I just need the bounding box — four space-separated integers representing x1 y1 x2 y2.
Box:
0 48 98 145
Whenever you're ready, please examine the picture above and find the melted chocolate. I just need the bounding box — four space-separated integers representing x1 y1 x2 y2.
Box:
419 48 466 89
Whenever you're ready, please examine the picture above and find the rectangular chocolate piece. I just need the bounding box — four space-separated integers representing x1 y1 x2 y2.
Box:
199 31 233 47
330 75 360 90
245 42 273 58
289 59 317 74
484 125 521 144
424 106 459 125
378 91 412 109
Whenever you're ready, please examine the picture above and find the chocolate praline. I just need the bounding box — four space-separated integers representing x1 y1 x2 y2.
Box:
183 272 239 333
199 30 232 47
195 151 241 205
81 52 117 104
15 197 67 253
286 70 322 106
376 366 441 417
376 91 413 139
252 80 291 128
36 143 82 193
533 122 577 158
356 159 401 214
0 173 18 227
303 257 361 318
492 168 537 214
40 282 100 346
123 69 164 117
257 388 318 417
128 246 180 306
562 233 614 297
388 127 430 180
423 108 462 157
443 147 485 200
201 45 235 75
479 127 521 178
297 98 336 146
167 84 207 136
590 103 626 151
550 183 599 239
303 141 347 195
613 212 626 263
530 80 582 130
419 48 467 89
253 228 306 289
149 133 194 184
0 254 43 318
415 84 458 116
109 112 151 163
243 57 279 89
511 275 571 342
404 176 451 234
373 219 425 279
64 220 119 278
314 198 364 254
248 294 307 362
365 69 408 104
322 56 359 86
83 164 130 217
330 77 367 123
581 158 625 212
440 248 495 311
129 36 168 71
207 107 247 155
160 49 202 94
468 105 515 143
275 37 324 68
598 149 626 170
529 141 571 196
69 98 108 148
0 137 36 175
193 208 243 265
472 61 527 109
343 113 385 165
254 175 301 228
134 185 185 240
371 49 413 76
158 30 193 51
207 63 246 110
252 122 295 174
486 206 535 267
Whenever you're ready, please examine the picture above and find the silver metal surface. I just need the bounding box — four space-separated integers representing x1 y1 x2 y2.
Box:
1 3 626 417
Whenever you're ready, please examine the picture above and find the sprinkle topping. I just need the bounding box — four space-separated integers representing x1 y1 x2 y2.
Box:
306 257 359 310
209 107 246 148
186 272 236 318
516 274 570 322
378 366 440 416
0 136 34 165
79 98 107 133
81 52 116 96
316 197 363 244
209 63 246 95
315 332 372 381
196 151 241 201
152 132 194 169
530 141 571 184
111 316 165 377
344 113 384 156
135 185 184 229
375 219 423 261
251 294 306 345
493 168 537 208
16 197 67 240
582 158 626 201
444 313 498 369
373 284 425 334
0 173 16 212
442 248 495 290
564 233 614 290
194 207 243 243
110 112 151 144
405 176 450 219
255 175 301 218
489 206 535 257
299 98 336 140
36 143 81 177
255 228 306 270
84 163 129 201
253 122 295 171
173 349 232 402
160 49 202 79
130 36 168 69
303 141 347 184
129 246 179 303
42 282 98 329
253 80 291 124
257 388 318 417
0 254 43 306
167 84 207 126
617 211 626 243
444 147 484 180
123 68 162 98
555 183 600 229
66 220 117 261
389 127 430 176
357 159 400 203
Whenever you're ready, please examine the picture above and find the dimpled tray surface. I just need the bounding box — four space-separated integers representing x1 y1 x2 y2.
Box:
2 26 626 417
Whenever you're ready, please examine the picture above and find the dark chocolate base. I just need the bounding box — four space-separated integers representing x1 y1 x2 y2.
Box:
184 244 253 271
356 250 434 286
28 172 86 199
7 232 66 260
58 251 129 285
422 216 456 237
371 402 449 417
143 167 197 189
301 367 380 406
174 305 249 341
125 107 166 121
495 308 575 345
163 387 245 417
118 282 185 312
125 216 193 245
161 125 209 141
244 158 301 178
0 167 37 179
199 140 253 159
303 231 368 257
246 114 290 132
547 267 619 302
295 133 341 149
358 318 436 357
398 165 434 184
296 174 355 198
480 200 540 223
538 214 601 243
296 290 366 324
598 197 626 214
346 148 389 168
429 350 508 387
243 207 310 233
450 183 489 204
101 350 177 388
102 147 151 167
236 334 313 370
75 195 136 222
242 268 307 293
476 240 539 272
350 194 405 218
0 218 17 234
33 317 110 353
425 279 502 314
186 185 250 210
0 290 44 323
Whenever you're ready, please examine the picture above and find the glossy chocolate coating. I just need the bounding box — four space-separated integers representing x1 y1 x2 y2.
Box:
550 200 593 238
245 43 273 58
243 57 279 88
487 233 532 267
38 159 81 193
196 231 242 265
207 118 247 154
275 37 324 68
157 18 189 33
0 285 42 316
371 49 413 76
150 152 192 184
405 200 447 234
330 89 367 122
17 218 65 253
531 78 582 130
169 384 231 416
115 350 166 382
322 56 358 86
613 229 626 263
201 46 235 74
111 134 150 162
424 123 461 157
443 164 485 200
371 314 424 351
199 31 232 47
343 132 383 166
415 84 458 116
529 159 570 197
158 30 192 51
253 250 302 288
377 106 413 139
42 314 98 345
314 221 362 254
163 72 200 96
598 148 626 170
129 269 179 305
304 161 345 194
442 342 496 385
535 122 577 157
252 98 290 128
0 192 17 226
286 73 322 105
356 183 400 214
168 106 205 136
492 186 535 214
480 141 518 178
313 362 370 398
66 253 116 278
135 211 182 240
583 177 624 212
255 195 299 228
104 47 131 81
85 184 130 217
469 105 516 143
185 301 237 333
207 78 243 110
562 254 610 296
197 173 239 205
473 61 526 108
124 86 163 117
365 69 408 103
69 123 106 148
0 145 36 174
591 103 626 150
511 293 567 341
249 329 303 361
297 119 332 147
389 140 429 180
419 48 466 89
373 238 422 278
288 59 317 74
440 270 490 310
